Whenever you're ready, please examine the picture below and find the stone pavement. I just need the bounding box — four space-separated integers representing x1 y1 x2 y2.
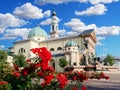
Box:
83 73 120 90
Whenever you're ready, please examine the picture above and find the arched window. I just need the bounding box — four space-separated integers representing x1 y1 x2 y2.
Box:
57 47 62 50
18 48 25 53
50 48 55 51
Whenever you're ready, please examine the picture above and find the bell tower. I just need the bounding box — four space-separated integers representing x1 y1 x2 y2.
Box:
50 11 59 38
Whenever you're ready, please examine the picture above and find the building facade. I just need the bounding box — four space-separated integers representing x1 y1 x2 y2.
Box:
7 11 97 71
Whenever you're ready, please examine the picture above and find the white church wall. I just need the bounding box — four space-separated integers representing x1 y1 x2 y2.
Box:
14 41 31 58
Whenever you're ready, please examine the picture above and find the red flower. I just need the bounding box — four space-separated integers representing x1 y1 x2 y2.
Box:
21 67 29 76
30 47 51 61
46 66 55 72
82 85 87 90
26 59 31 63
37 71 43 77
72 86 78 90
13 64 19 71
57 73 68 88
73 76 77 80
105 76 110 80
41 75 54 87
12 71 21 77
0 81 8 85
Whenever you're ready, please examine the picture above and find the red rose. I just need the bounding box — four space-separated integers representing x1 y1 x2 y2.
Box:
57 73 68 88
72 86 78 90
13 71 21 77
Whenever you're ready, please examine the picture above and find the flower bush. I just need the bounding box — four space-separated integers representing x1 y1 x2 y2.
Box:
0 47 110 90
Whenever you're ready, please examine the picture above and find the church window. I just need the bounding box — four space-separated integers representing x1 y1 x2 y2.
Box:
68 48 70 50
18 48 25 53
57 47 62 50
52 25 54 31
50 48 55 51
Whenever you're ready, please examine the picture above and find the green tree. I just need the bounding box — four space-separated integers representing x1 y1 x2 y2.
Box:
80 58 86 65
0 50 7 62
13 54 27 67
59 57 68 68
103 54 115 66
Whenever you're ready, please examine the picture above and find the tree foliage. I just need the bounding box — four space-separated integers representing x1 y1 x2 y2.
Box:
80 58 86 65
59 57 68 68
13 54 27 67
103 54 115 66
0 50 7 62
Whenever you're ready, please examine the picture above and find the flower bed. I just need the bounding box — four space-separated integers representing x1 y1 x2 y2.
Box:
0 47 110 90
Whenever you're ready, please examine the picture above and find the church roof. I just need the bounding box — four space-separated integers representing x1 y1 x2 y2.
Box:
80 29 94 36
65 40 78 47
28 26 47 38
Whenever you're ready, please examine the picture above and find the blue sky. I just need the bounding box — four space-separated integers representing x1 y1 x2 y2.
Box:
0 0 120 57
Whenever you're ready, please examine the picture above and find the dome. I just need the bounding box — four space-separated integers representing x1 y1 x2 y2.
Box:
28 26 47 39
65 40 77 47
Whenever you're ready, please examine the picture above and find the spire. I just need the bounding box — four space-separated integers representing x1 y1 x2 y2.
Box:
52 9 57 16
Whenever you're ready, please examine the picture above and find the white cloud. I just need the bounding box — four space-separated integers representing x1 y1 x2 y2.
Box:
64 18 96 32
44 10 51 17
0 45 5 49
0 13 26 34
90 0 119 5
0 28 30 40
96 26 120 36
35 0 118 5
64 18 85 27
40 18 52 25
35 0 87 5
96 36 105 46
96 42 104 46
75 4 107 16
13 2 51 19
97 36 105 41
66 31 78 35
58 29 66 35
40 17 60 25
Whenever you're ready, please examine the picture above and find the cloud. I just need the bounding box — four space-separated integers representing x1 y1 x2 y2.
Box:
96 42 104 46
96 36 105 46
90 0 119 5
40 17 60 25
0 13 26 34
75 4 107 16
96 26 120 36
35 0 118 5
64 18 96 32
97 36 105 41
64 18 85 27
64 18 120 36
44 10 51 17
40 18 52 25
0 28 30 40
13 2 51 19
0 45 5 49
58 29 66 35
66 31 78 35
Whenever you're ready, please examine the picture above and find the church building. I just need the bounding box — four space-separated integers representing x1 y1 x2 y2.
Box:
7 11 97 71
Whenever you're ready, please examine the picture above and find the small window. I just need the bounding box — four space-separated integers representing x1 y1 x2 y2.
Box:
68 48 70 50
57 47 62 50
18 48 25 53
50 48 55 51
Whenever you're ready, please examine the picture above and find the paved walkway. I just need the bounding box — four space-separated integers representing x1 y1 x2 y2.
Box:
83 73 120 90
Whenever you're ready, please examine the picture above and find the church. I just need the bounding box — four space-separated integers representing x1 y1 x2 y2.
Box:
7 11 97 71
